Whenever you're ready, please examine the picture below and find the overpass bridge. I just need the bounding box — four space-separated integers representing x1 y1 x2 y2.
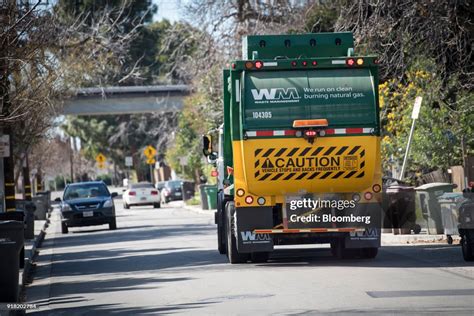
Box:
63 85 191 115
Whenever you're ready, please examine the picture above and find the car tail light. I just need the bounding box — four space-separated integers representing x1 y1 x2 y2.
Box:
129 191 136 196
151 190 158 195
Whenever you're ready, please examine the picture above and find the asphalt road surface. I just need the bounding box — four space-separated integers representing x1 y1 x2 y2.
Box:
26 199 474 315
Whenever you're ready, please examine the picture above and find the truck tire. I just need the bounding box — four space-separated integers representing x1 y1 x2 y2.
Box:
331 240 356 259
251 252 269 263
226 202 248 264
361 247 378 259
461 235 474 261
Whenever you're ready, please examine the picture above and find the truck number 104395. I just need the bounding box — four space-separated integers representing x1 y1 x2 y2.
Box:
252 111 272 119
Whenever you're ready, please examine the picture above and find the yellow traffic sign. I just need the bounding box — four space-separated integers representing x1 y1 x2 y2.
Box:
144 145 157 158
97 162 106 169
146 158 156 165
96 153 106 163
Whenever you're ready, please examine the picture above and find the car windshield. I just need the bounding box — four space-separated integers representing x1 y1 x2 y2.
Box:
130 183 154 189
167 181 182 189
64 183 110 200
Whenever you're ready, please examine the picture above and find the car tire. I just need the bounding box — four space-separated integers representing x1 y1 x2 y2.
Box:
109 218 117 230
123 203 130 209
61 222 69 234
153 202 161 208
461 235 474 261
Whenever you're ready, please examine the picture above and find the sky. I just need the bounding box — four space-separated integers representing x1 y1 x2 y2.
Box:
152 0 184 22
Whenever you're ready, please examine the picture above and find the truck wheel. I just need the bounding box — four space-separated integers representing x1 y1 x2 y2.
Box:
251 252 269 263
331 240 355 259
226 202 248 264
461 236 474 261
61 222 69 234
361 247 378 259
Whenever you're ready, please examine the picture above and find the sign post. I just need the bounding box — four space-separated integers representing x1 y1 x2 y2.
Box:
400 96 422 180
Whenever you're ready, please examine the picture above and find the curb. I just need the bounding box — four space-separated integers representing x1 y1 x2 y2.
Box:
181 203 215 215
21 212 51 291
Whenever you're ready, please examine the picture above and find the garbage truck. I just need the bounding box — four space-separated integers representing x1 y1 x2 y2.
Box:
203 32 382 263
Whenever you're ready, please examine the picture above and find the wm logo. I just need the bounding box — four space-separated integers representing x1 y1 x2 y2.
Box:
251 88 300 101
241 231 271 241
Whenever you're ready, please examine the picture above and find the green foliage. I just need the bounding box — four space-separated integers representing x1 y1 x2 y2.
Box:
380 59 473 178
96 174 112 185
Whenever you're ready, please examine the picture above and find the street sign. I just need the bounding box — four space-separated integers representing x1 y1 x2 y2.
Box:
125 156 133 167
96 153 106 163
97 162 106 169
144 145 157 158
412 96 423 119
0 135 10 158
146 158 156 165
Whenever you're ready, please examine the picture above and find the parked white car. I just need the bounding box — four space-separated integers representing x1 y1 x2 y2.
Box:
123 182 161 209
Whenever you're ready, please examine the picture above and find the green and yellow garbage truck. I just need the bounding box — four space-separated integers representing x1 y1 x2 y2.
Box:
203 32 382 263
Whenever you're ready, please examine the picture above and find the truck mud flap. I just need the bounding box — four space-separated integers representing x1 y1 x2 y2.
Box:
236 207 274 253
344 228 381 249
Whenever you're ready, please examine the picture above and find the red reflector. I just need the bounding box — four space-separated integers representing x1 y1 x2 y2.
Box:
129 191 136 196
151 190 158 195
302 61 308 66
305 130 317 137
372 184 381 193
245 196 254 204
291 61 297 67
312 61 318 66
255 61 263 69
346 58 355 66
211 170 218 177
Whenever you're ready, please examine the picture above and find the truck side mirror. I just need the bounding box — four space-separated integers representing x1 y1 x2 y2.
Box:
202 135 212 156
207 152 218 165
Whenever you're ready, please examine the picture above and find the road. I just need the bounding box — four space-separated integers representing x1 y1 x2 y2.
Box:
26 199 474 315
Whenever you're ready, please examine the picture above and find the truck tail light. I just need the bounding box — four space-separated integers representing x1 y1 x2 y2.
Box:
302 61 308 66
293 119 328 128
356 58 364 65
237 189 245 197
372 184 381 193
291 61 297 67
129 191 136 196
245 61 253 69
305 130 317 137
255 61 263 69
257 197 266 205
364 192 373 200
346 58 355 66
245 196 254 204
312 61 318 66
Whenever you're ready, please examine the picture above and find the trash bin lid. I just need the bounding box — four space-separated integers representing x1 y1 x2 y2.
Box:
438 192 464 203
415 182 455 191
386 185 415 193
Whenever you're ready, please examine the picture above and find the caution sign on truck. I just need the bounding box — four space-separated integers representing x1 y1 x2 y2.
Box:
254 145 365 181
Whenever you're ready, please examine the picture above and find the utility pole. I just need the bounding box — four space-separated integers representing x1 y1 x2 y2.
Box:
69 136 74 183
400 96 423 180
22 152 31 201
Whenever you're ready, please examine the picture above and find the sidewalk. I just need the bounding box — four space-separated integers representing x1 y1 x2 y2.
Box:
180 202 457 246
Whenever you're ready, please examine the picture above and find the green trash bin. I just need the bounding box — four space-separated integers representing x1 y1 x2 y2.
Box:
415 183 456 234
204 186 218 210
